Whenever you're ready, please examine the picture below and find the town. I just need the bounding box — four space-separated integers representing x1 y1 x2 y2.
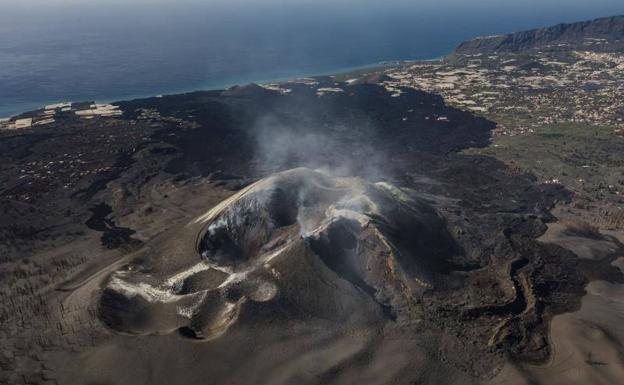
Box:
382 46 624 137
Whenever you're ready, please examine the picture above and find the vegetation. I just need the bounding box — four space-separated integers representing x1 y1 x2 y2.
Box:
464 123 624 228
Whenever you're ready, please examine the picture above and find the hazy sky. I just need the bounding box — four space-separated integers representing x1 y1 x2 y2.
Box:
4 0 624 9
3 0 622 21
2 0 622 25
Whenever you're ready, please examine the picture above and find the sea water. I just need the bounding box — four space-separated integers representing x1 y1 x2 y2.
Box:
0 0 622 117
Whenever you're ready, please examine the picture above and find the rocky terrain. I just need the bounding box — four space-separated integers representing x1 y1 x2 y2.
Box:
1 15 623 385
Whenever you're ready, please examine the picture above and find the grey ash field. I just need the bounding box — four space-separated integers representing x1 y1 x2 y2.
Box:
1 15 624 385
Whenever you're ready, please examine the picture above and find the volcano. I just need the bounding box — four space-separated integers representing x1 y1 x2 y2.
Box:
98 168 622 381
100 168 461 336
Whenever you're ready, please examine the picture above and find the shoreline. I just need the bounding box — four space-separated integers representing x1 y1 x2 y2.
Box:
0 56 444 121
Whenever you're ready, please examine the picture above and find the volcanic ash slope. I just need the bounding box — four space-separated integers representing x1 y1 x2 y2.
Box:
100 168 458 337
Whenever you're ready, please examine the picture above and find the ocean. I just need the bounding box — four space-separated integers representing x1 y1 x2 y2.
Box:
1 0 622 117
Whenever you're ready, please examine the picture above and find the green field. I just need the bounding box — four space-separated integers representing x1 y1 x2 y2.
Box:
465 123 624 227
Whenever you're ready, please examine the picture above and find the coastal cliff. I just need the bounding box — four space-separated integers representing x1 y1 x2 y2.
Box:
449 15 624 62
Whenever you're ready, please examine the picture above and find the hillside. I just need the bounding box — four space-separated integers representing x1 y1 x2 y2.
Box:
449 15 624 61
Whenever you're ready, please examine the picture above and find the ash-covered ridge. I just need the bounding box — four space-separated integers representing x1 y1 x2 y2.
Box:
195 168 458 313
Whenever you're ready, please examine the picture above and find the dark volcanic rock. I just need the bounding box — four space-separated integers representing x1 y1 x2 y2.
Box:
3 71 622 385
119 79 495 179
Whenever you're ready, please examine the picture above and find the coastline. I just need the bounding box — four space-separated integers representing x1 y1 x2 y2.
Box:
0 57 443 120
